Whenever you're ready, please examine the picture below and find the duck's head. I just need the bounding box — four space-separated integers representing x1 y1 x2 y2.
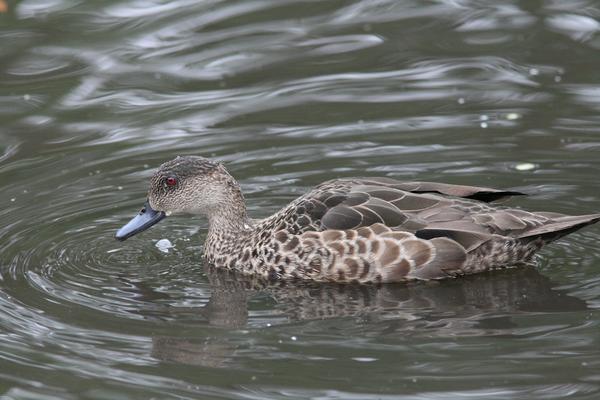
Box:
115 156 242 241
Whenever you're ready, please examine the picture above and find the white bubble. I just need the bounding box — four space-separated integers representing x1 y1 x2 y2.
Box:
515 163 536 171
480 115 489 121
352 357 377 362
458 97 465 104
24 94 31 101
155 238 174 253
480 122 488 128
529 68 539 76
506 113 520 120
291 336 298 341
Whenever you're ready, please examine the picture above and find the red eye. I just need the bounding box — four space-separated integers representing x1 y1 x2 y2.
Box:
166 177 178 187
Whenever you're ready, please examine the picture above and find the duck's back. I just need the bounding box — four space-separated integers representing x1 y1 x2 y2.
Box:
253 177 599 283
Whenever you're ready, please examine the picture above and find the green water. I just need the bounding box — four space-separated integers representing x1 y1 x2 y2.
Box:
1 1 600 399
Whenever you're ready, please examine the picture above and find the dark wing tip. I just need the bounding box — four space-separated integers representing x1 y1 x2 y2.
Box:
464 190 527 203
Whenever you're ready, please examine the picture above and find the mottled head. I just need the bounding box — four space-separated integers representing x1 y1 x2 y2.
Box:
116 156 245 241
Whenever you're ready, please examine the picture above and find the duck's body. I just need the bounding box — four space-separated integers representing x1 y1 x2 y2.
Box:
116 156 600 283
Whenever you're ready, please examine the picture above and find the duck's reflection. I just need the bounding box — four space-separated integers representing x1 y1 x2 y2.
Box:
203 266 588 325
146 266 588 367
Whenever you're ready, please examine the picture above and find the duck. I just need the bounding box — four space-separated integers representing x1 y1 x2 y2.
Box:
115 156 600 284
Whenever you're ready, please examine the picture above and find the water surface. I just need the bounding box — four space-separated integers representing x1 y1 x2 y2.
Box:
1 1 600 399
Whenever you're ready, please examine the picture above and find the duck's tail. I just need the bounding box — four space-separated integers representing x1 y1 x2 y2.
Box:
519 213 600 244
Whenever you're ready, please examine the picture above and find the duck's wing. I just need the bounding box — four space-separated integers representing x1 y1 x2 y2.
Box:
282 177 524 234
310 178 598 241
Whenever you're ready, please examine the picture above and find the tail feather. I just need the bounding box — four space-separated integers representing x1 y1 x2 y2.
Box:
519 213 600 243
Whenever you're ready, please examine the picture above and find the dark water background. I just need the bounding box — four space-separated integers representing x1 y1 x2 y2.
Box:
1 0 600 399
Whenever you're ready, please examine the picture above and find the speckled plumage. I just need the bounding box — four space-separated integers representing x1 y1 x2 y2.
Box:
121 156 600 284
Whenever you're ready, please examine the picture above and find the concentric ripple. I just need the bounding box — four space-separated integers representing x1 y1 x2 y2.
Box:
0 151 216 327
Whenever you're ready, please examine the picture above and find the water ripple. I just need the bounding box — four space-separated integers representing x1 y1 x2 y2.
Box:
2 0 600 397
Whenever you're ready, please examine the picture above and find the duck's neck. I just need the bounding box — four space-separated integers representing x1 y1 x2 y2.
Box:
204 192 253 261
207 206 251 234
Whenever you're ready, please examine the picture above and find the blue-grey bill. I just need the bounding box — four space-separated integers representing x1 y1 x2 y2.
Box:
115 200 166 241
